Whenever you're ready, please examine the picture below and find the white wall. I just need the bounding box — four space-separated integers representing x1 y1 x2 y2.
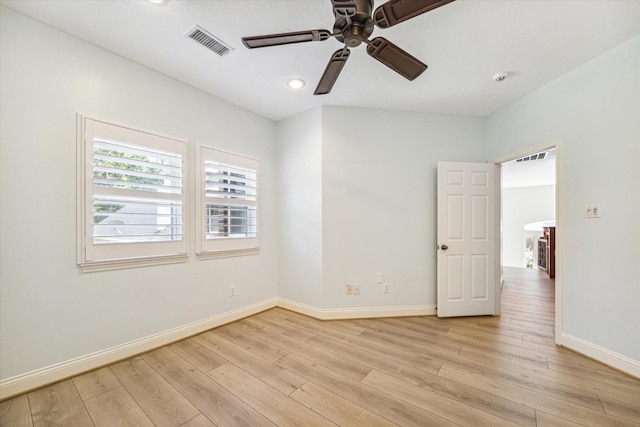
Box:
276 107 487 312
0 7 278 380
487 35 640 362
502 185 555 267
3 3 638 386
276 108 323 306
321 107 486 309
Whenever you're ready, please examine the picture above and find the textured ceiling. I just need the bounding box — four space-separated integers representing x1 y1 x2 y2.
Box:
2 0 639 121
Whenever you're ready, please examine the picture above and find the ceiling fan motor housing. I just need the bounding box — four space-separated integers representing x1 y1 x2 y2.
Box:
333 0 375 46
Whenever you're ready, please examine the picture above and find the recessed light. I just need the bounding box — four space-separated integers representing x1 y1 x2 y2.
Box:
287 78 306 89
147 0 169 5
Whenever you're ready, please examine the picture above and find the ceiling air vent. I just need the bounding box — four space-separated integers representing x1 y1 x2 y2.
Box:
187 25 233 57
515 151 547 163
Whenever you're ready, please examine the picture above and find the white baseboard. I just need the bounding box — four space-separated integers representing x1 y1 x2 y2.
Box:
559 333 640 379
276 298 437 319
0 298 278 401
8 300 637 401
0 298 436 400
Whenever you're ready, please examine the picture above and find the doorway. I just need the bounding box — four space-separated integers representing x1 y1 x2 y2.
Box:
501 149 556 271
494 140 563 343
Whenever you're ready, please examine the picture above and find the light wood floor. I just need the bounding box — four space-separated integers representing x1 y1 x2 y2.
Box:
2 267 639 426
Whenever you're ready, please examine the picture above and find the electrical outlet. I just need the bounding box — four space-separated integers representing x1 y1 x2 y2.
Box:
586 203 601 218
229 286 235 297
346 284 353 295
383 283 390 294
353 285 360 295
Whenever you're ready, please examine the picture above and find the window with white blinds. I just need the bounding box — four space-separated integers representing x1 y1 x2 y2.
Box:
78 116 188 271
197 145 258 258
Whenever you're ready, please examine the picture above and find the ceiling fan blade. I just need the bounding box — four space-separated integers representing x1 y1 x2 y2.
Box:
331 0 357 20
366 37 427 81
314 49 351 95
374 0 455 29
242 29 331 49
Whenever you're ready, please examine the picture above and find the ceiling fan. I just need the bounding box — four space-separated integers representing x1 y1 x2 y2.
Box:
242 0 455 95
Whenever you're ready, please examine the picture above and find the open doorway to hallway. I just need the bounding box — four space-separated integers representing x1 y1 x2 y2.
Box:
501 149 556 272
496 141 563 342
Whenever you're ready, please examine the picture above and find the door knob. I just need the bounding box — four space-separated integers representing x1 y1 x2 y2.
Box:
440 244 448 250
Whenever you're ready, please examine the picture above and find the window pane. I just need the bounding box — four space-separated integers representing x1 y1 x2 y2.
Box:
205 203 256 239
93 138 183 195
91 137 184 245
93 195 183 244
204 161 256 201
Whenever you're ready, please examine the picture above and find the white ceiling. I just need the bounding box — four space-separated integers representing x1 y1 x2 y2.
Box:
2 0 639 121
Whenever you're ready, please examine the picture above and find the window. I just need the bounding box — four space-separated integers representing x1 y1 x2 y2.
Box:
78 116 188 271
196 145 258 258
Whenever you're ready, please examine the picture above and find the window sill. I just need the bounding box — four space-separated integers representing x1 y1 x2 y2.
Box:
197 248 259 260
79 254 188 272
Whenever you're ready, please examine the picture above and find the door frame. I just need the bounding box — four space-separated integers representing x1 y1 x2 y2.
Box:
492 139 564 344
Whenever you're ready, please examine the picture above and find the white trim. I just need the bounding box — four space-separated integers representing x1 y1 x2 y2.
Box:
491 139 561 164
0 298 435 400
0 298 277 401
276 298 437 320
559 333 640 379
494 163 502 316
3 295 637 402
76 114 85 265
197 247 259 260
80 254 189 272
554 140 564 342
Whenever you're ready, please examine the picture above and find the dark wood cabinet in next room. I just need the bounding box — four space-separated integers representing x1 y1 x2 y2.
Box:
537 226 555 278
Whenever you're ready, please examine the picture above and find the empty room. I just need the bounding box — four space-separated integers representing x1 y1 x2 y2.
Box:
1 0 638 425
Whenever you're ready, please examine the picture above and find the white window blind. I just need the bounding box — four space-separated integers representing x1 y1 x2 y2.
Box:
197 146 258 258
78 116 188 271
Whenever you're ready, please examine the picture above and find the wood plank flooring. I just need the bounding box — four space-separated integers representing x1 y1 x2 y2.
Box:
2 267 639 426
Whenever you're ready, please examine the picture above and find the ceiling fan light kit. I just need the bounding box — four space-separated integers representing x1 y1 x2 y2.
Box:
242 0 455 95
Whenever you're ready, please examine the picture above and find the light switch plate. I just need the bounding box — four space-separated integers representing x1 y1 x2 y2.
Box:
586 204 601 218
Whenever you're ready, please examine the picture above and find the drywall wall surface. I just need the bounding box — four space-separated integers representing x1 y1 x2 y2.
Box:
0 7 278 380
276 108 324 306
487 35 640 361
320 107 486 309
502 185 556 267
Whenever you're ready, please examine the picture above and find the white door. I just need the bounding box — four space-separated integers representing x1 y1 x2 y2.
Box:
437 162 499 317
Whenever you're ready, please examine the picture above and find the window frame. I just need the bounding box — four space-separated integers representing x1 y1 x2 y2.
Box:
196 144 259 259
77 115 189 272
